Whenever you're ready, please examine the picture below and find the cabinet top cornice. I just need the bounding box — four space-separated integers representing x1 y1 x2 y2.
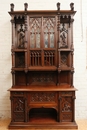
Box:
8 10 76 16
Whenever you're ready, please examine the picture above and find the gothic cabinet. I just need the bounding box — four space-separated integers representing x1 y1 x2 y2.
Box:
8 2 78 129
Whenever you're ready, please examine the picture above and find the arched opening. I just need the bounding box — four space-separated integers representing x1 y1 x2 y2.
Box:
29 108 58 123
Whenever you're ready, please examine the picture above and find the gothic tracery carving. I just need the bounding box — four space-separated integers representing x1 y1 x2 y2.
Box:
30 18 41 48
14 98 24 111
61 54 67 66
32 72 54 83
30 92 56 102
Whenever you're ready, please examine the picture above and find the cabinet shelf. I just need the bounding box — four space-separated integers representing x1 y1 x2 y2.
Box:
58 67 73 71
12 49 27 52
29 66 57 71
8 86 77 92
58 49 73 52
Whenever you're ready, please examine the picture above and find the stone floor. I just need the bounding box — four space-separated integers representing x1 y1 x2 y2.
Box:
0 119 87 130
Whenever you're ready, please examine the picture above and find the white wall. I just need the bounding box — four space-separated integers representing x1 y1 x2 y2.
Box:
0 0 87 119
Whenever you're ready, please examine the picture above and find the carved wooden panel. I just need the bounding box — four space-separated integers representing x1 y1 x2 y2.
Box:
61 97 72 112
30 92 56 103
14 112 25 122
13 97 25 112
60 52 70 67
28 71 57 85
62 113 72 122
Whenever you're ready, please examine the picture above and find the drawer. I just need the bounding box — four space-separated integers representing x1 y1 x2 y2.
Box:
29 92 57 103
11 91 24 96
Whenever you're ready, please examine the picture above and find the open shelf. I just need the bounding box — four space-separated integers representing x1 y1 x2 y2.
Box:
29 108 57 123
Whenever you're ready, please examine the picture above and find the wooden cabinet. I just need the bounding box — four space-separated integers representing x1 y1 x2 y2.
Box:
8 2 78 129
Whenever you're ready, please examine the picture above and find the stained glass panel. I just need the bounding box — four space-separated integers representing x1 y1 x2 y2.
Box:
50 33 54 48
44 33 48 48
36 33 40 48
30 33 35 48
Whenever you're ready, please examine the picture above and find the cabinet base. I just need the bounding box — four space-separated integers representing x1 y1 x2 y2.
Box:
8 121 78 129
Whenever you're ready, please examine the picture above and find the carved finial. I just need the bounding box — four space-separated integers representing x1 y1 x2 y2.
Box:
70 3 74 11
57 2 60 11
10 3 14 12
24 3 28 11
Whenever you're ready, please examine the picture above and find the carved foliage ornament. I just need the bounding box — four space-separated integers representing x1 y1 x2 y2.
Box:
61 97 72 112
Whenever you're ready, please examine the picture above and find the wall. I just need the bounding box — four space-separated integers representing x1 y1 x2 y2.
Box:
0 0 87 119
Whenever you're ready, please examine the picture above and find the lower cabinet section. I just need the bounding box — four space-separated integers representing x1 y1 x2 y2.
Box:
9 90 78 129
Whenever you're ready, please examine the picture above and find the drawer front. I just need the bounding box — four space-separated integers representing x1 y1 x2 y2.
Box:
11 91 24 96
29 92 57 103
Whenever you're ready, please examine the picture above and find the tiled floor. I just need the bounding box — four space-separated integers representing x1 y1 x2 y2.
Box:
0 119 87 130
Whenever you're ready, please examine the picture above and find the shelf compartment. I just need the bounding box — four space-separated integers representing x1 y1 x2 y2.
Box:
15 52 25 68
58 71 71 86
15 71 27 86
29 66 57 71
29 108 57 122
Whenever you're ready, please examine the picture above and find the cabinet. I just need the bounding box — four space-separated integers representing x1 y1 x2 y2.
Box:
8 2 78 129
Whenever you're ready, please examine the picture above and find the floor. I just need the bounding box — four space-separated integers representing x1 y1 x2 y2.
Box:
0 119 87 130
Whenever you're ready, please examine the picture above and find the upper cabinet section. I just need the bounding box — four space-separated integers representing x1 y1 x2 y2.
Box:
29 17 56 49
9 3 76 51
9 3 76 69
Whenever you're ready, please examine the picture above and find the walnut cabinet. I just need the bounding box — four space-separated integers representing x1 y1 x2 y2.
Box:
8 2 78 129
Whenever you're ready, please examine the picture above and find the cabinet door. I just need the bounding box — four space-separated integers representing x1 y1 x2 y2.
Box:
59 91 75 122
11 92 27 122
29 16 57 67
